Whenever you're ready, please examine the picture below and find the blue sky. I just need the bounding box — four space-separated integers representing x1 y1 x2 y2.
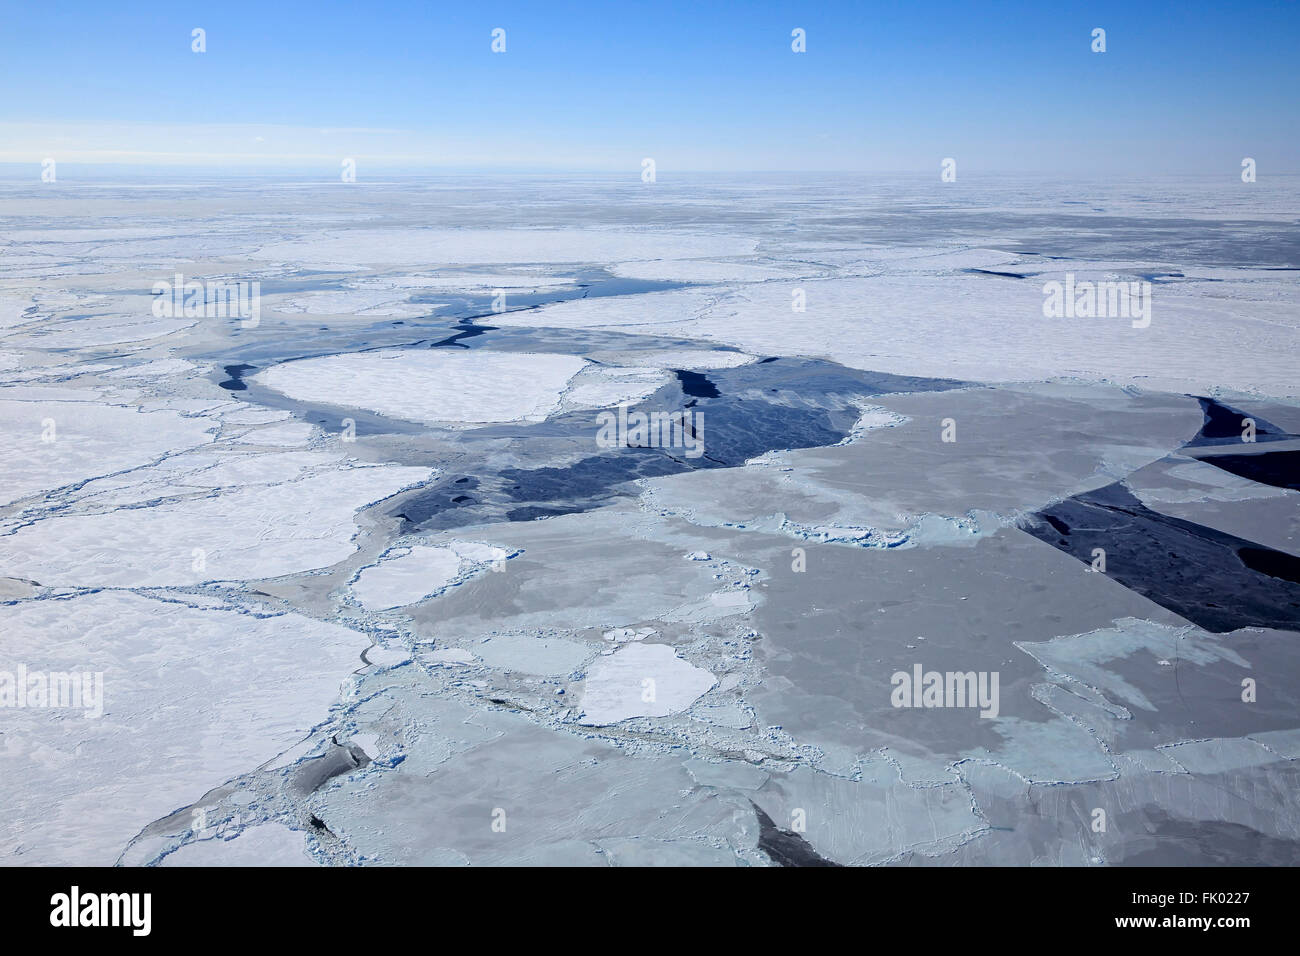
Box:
2 0 1297 173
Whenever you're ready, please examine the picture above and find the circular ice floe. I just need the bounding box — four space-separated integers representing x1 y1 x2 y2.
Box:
352 546 464 610
255 349 588 426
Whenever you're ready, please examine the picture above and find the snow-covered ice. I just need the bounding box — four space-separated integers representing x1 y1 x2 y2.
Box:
578 642 717 725
255 349 587 426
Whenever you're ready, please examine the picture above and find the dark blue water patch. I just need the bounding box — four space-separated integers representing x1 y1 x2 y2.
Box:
430 317 496 349
1022 481 1300 633
752 802 841 867
400 445 689 530
1042 514 1071 536
674 369 719 398
218 363 256 391
963 268 1029 279
1239 547 1300 585
505 505 586 522
1202 451 1300 492
1188 397 1287 444
396 357 968 532
1182 397 1300 490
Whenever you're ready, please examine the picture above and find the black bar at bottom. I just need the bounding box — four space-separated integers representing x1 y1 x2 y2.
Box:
0 865 1281 942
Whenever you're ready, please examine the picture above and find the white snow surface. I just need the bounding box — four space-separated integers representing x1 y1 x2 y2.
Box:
578 642 717 725
255 349 588 426
0 592 366 866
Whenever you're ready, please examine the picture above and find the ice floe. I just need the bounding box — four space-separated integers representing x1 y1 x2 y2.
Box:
255 349 587 426
0 592 365 866
578 642 717 725
0 459 432 587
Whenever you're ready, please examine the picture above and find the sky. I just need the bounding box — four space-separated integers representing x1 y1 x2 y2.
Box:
2 0 1298 174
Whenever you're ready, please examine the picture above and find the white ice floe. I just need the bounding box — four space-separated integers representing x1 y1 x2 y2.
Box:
0 399 215 506
351 541 512 610
63 448 331 511
351 546 465 610
578 642 717 725
0 591 365 866
0 460 432 587
841 406 909 443
255 349 587 426
560 365 671 408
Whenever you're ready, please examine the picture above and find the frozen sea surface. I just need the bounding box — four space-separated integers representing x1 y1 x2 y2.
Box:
2 174 1298 866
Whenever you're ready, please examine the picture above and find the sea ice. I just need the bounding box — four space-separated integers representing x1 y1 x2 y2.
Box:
0 461 432 587
0 591 366 866
350 546 466 610
578 642 717 725
0 399 215 506
255 349 587 426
